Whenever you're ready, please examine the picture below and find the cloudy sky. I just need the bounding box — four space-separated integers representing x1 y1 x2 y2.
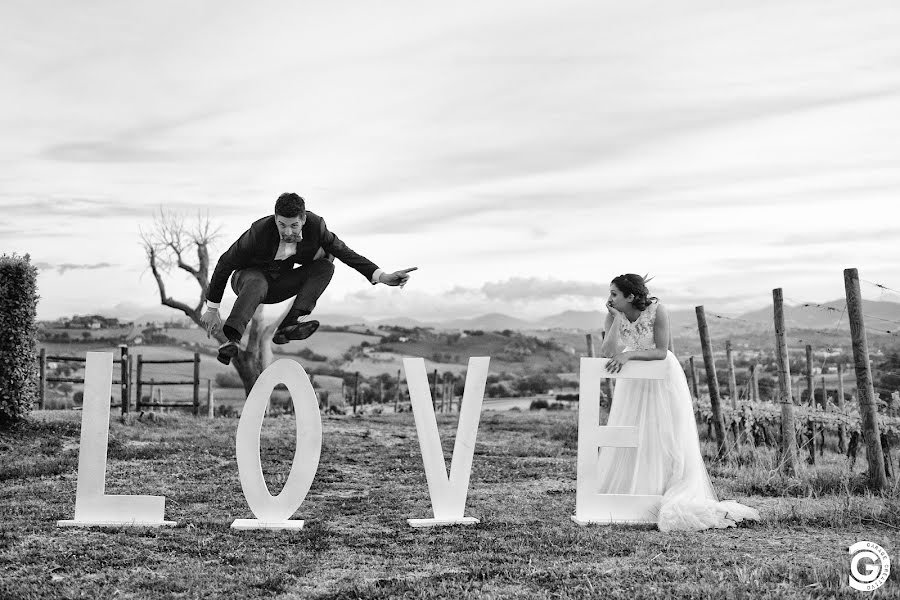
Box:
3 1 898 322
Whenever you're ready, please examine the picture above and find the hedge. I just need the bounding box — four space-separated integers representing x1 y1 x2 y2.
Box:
0 253 39 425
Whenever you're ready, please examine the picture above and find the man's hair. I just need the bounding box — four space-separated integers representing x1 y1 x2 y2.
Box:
274 193 306 219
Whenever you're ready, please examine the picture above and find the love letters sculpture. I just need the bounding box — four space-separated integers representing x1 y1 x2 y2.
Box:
57 351 669 529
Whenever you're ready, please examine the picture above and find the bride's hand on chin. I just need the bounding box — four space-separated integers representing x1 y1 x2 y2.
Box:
606 301 623 319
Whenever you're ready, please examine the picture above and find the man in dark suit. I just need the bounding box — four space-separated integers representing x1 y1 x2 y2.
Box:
200 192 415 365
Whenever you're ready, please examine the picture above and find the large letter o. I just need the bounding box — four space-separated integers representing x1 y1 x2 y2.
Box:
235 359 322 523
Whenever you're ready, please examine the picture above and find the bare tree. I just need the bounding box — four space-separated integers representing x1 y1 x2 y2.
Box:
139 208 287 394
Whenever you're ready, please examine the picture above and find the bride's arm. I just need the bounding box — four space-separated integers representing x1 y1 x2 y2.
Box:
622 304 670 361
598 312 621 358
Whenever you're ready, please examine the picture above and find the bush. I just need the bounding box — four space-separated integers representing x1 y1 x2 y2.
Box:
297 347 327 362
529 398 549 410
215 371 244 388
0 254 39 425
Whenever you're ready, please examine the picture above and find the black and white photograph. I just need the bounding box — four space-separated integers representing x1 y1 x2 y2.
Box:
1 1 897 598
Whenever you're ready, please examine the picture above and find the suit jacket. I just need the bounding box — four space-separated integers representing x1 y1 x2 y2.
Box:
206 212 379 303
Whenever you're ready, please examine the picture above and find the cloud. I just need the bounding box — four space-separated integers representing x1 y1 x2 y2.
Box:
4 197 150 218
34 261 115 275
774 228 900 247
40 141 176 163
480 277 607 301
1 194 251 220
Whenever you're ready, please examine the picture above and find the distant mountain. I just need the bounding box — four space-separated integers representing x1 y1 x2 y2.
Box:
535 310 605 330
736 299 900 333
438 313 535 331
71 298 900 338
373 316 429 328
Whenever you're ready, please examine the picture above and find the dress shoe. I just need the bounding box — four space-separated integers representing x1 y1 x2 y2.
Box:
272 320 320 345
217 340 239 365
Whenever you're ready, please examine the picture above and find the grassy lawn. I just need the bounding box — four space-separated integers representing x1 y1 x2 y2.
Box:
1 409 897 599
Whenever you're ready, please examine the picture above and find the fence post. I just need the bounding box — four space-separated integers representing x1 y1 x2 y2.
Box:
207 379 214 418
688 356 699 401
192 352 200 416
431 368 438 409
126 354 134 412
837 362 846 411
805 344 814 407
119 345 129 415
395 368 401 413
750 363 759 402
822 375 828 410
353 371 360 414
726 340 737 410
696 306 729 460
837 361 847 452
38 347 46 409
135 355 143 412
773 288 799 476
844 267 888 490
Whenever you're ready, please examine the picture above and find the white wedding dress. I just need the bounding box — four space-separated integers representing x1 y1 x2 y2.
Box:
596 302 760 531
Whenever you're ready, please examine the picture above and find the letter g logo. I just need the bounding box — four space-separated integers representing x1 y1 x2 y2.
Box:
849 541 890 592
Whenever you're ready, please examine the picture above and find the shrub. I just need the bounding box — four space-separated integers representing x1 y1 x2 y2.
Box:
215 371 244 388
297 347 327 362
0 254 39 425
529 398 549 410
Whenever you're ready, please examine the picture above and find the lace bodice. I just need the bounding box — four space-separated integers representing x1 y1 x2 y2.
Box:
618 302 658 351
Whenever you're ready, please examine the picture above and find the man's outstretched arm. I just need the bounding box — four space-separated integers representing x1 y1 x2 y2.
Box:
318 217 415 287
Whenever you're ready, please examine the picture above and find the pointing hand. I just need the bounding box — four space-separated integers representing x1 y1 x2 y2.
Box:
380 267 417 287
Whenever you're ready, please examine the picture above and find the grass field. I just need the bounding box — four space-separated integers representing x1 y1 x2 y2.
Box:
1 408 897 599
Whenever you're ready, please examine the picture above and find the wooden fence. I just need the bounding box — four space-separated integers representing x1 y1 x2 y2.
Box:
134 353 202 416
37 346 203 416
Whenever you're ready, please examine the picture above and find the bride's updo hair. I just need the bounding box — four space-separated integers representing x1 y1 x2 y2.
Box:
611 273 658 310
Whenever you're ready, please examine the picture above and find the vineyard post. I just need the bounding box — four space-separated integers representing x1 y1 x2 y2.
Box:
751 363 762 402
773 288 799 476
822 375 828 411
844 268 888 490
726 340 737 411
805 346 817 460
431 369 438 409
837 362 846 411
689 356 699 401
696 306 729 460
837 362 847 452
806 344 814 407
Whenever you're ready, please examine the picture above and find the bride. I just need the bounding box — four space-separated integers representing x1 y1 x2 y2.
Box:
597 273 760 531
